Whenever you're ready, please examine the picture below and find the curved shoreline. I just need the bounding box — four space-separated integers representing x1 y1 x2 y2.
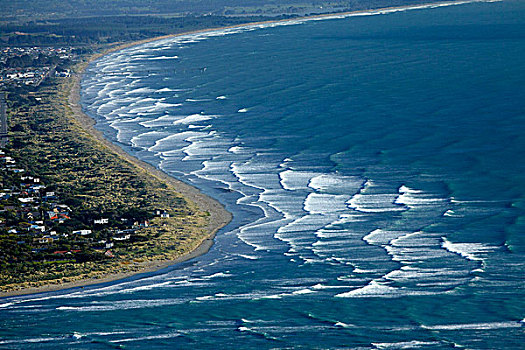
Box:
0 0 482 298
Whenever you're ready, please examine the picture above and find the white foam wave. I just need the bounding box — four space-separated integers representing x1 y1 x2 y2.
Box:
279 170 318 191
145 55 179 60
229 146 248 154
238 254 259 260
443 209 461 217
278 214 336 234
124 87 155 95
336 280 434 298
312 284 351 290
315 228 351 239
155 87 177 93
422 321 522 330
335 281 400 298
363 229 409 246
348 193 406 213
0 336 63 344
441 237 498 261
309 173 362 194
292 288 315 295
111 333 181 343
372 340 442 349
202 272 232 279
185 98 211 102
334 321 353 328
148 131 205 153
395 185 447 206
57 298 186 312
304 193 349 214
56 306 78 310
173 114 215 125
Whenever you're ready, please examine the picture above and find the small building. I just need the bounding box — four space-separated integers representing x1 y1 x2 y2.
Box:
113 234 131 241
37 236 54 244
157 210 170 218
72 229 92 236
30 224 46 232
94 218 109 224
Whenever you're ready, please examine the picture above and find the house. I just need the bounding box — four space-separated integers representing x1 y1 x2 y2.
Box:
53 204 71 211
30 224 46 232
29 184 45 191
113 234 131 241
36 236 54 244
72 229 92 236
48 211 70 221
52 250 68 255
94 218 109 224
157 210 170 218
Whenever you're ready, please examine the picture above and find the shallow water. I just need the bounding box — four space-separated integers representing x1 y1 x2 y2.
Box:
1 0 525 348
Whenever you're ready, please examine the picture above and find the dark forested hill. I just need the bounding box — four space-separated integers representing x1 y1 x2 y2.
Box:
0 0 452 47
1 0 449 22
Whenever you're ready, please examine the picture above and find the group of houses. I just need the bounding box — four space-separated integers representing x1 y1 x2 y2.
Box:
0 46 75 89
1 148 169 260
1 149 74 249
1 67 53 87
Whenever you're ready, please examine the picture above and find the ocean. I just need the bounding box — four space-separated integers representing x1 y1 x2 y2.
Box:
1 0 524 348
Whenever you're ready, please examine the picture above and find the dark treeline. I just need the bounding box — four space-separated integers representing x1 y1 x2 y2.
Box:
0 15 290 47
2 0 451 22
0 0 453 47
3 0 379 19
1 53 61 68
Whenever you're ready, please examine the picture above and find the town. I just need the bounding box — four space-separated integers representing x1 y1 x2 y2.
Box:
0 46 75 89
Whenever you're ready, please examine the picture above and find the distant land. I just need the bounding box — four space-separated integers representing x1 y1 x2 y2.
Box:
1 0 450 22
0 0 452 47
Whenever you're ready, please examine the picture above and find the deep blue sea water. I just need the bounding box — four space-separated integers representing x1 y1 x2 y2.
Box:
2 0 525 348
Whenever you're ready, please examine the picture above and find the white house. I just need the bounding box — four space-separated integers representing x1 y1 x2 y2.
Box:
72 229 92 236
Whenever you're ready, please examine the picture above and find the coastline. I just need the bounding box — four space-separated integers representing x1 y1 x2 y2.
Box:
0 238 215 297
0 0 481 298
